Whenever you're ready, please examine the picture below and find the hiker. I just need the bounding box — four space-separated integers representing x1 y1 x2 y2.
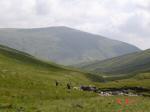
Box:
55 80 59 86
67 83 71 89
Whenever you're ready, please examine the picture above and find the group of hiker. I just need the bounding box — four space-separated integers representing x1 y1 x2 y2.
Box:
55 80 71 89
54 80 96 91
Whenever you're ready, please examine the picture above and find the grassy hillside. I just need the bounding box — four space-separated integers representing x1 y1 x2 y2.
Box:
0 45 98 111
0 27 140 65
79 49 150 75
0 45 149 112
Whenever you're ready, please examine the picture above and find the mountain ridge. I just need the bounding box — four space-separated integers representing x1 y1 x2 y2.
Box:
0 26 140 65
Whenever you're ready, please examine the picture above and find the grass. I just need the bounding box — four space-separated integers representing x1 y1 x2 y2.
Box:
78 49 150 75
0 45 150 112
98 74 150 89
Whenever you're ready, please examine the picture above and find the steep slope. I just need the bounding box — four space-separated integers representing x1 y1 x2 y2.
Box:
0 44 102 84
79 49 150 75
0 26 140 65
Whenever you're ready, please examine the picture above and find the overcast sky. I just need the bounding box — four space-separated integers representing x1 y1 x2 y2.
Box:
0 0 150 49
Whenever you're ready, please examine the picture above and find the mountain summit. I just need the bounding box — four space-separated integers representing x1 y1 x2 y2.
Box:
0 26 140 65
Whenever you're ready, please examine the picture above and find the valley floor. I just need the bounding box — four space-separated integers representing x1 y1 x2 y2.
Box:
0 90 150 112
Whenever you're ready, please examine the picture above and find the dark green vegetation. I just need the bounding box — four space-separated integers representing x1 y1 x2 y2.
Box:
0 45 150 112
78 49 150 75
0 26 140 65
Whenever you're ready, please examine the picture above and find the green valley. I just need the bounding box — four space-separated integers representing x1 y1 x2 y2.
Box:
0 45 150 112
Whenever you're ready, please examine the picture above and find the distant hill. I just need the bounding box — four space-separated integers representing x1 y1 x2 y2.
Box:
0 26 140 65
78 49 150 75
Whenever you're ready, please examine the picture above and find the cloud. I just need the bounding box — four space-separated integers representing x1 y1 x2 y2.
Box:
0 0 149 49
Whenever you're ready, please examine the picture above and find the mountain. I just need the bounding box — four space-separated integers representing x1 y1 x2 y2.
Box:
0 26 140 65
78 49 150 75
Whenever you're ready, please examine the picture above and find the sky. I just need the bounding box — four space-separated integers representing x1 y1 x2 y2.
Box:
0 0 150 49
